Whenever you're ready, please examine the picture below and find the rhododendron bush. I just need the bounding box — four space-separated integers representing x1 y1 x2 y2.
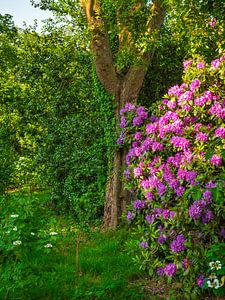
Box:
118 55 225 296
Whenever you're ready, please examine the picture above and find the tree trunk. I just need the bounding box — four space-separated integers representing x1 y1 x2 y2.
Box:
103 78 143 228
80 0 165 228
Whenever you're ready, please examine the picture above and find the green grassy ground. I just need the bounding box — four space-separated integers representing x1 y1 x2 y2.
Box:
0 192 145 300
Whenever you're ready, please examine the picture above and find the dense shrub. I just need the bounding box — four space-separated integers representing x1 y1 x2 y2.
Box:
118 54 225 297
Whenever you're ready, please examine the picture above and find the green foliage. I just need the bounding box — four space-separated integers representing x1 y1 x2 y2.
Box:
0 17 114 221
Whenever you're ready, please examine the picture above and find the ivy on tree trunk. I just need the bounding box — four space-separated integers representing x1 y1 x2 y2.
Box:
81 0 165 228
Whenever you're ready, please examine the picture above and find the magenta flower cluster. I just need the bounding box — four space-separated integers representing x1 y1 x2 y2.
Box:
170 234 186 253
119 55 225 287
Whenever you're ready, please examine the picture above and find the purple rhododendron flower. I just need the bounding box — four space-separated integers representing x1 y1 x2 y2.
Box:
145 192 153 200
188 200 206 219
167 100 176 109
179 91 194 103
152 142 163 152
120 116 126 128
204 90 219 101
145 214 155 224
197 62 205 69
133 167 143 177
134 147 142 157
183 60 192 71
141 138 152 152
194 96 207 106
153 208 163 217
150 115 158 122
202 190 212 202
170 136 190 151
162 209 170 220
133 116 143 126
190 79 201 91
168 85 182 96
211 58 221 70
139 241 149 249
209 17 217 27
170 234 186 253
133 200 146 210
124 169 130 180
205 181 217 189
185 170 197 182
170 211 176 218
146 123 158 134
137 106 148 119
164 263 177 277
132 141 140 148
177 168 187 180
201 209 213 224
124 102 135 112
214 127 225 138
134 131 142 140
126 211 134 221
196 132 208 142
116 137 123 145
157 183 166 196
169 179 179 189
176 186 185 197
210 154 222 166
156 267 164 276
157 234 167 245
196 275 205 287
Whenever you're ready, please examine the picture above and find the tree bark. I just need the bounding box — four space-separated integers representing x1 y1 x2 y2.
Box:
81 0 165 228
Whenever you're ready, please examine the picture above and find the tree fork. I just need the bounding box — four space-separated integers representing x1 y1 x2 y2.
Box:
81 0 165 228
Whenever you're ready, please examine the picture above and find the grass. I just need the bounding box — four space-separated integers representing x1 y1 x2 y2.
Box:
0 192 145 300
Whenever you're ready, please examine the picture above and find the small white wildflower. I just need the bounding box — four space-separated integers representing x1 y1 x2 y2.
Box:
44 243 53 248
49 232 58 236
31 232 35 236
207 280 213 288
209 261 214 268
213 278 220 289
215 261 222 270
13 226 17 231
11 214 19 218
13 240 22 246
209 261 222 270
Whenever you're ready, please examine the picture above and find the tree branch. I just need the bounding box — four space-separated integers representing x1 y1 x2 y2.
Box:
81 0 118 95
147 0 165 35
121 0 165 103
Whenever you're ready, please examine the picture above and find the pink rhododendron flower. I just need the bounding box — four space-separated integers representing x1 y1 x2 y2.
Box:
190 79 201 91
209 17 217 27
183 60 192 71
197 62 205 69
210 154 222 166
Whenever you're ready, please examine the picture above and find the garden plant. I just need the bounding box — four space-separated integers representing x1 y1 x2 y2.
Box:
118 54 225 298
